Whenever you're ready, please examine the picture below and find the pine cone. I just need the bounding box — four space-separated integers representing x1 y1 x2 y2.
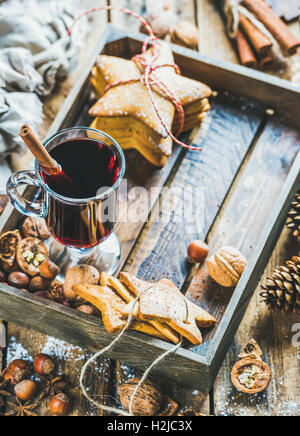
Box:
286 191 300 242
261 255 300 311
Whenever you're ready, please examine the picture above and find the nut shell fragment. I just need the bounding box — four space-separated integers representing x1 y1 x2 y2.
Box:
0 230 22 267
16 238 49 277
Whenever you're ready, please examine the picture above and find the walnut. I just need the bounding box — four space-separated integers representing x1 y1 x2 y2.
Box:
207 246 247 287
16 238 49 277
0 230 22 267
22 217 51 240
119 378 162 416
64 265 100 302
170 21 199 50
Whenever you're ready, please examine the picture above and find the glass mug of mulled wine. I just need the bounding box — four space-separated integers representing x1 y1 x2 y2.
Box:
7 127 126 276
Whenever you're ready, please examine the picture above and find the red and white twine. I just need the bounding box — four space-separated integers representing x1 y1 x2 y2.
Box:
67 5 202 152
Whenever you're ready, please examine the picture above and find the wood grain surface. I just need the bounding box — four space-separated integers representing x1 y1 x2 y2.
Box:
1 0 300 417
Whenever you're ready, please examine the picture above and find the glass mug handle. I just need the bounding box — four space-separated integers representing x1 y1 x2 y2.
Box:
7 170 48 218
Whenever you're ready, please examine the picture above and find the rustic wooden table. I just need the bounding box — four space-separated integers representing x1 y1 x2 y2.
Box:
1 0 300 416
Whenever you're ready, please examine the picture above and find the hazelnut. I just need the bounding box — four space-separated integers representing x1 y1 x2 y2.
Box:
3 359 31 385
76 305 98 316
14 380 37 401
207 246 247 287
187 240 209 264
171 21 199 50
22 217 51 240
0 259 19 274
0 270 7 282
119 378 162 416
49 393 70 416
29 276 49 293
34 353 55 376
64 265 100 302
8 271 29 289
39 260 60 280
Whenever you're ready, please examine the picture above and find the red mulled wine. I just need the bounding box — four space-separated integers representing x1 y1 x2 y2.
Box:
40 138 121 249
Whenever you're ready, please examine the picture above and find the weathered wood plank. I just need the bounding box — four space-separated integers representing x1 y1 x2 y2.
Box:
214 226 300 416
125 95 264 286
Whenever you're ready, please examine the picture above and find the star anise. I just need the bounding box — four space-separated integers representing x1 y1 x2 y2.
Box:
38 375 66 400
5 397 38 416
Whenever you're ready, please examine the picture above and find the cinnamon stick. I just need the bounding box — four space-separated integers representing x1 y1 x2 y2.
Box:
239 13 272 56
242 0 300 55
259 52 274 68
19 125 61 175
236 28 258 68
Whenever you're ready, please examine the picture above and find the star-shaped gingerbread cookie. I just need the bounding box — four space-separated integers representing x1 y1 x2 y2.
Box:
119 272 216 345
89 42 212 167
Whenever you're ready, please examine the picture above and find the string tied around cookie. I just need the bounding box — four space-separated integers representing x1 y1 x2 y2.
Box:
79 285 186 416
67 5 202 151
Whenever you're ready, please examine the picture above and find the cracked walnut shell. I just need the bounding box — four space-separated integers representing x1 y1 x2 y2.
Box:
231 358 271 394
207 246 247 287
16 238 49 277
0 230 22 267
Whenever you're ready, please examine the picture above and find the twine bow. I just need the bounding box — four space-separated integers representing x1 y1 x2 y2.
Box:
67 5 202 151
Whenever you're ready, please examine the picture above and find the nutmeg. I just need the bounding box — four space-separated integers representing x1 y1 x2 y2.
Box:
29 276 49 293
3 359 31 385
119 378 162 416
22 217 51 240
8 271 29 289
14 380 37 401
187 240 209 264
207 246 247 287
49 393 70 416
64 265 100 302
34 353 55 376
171 21 199 50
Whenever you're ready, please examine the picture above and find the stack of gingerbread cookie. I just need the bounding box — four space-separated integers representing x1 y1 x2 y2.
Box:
89 42 212 167
73 271 216 345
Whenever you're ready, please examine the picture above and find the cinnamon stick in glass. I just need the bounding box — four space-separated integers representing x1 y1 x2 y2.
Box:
19 125 61 175
239 14 272 56
236 29 258 68
242 0 300 55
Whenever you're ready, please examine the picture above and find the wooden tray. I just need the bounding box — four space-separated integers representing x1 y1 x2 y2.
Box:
0 25 300 393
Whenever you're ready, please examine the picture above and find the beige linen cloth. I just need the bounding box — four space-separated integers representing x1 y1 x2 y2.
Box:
0 0 86 193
